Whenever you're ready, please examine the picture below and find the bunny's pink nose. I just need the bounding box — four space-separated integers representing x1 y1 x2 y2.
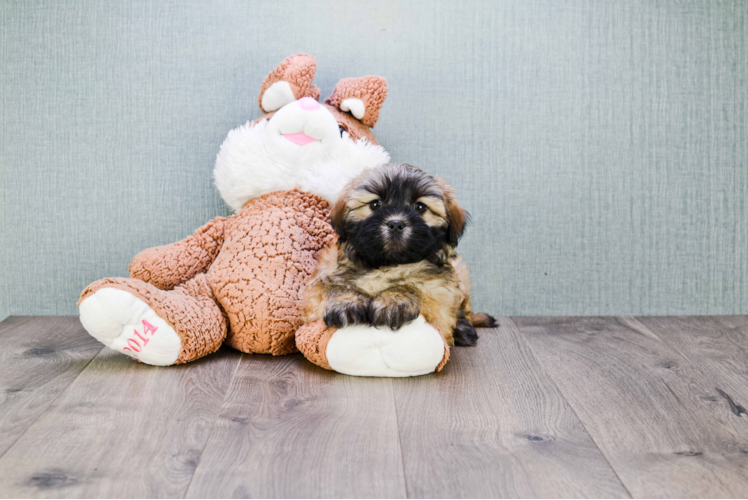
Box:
297 97 320 111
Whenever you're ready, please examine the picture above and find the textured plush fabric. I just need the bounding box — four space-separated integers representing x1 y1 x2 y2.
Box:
81 190 335 360
79 274 227 364
436 334 450 372
211 190 335 355
2 1 748 319
129 218 226 290
326 76 388 127
295 321 335 371
259 54 320 112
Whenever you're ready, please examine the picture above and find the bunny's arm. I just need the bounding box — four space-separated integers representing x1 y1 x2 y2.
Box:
128 217 228 290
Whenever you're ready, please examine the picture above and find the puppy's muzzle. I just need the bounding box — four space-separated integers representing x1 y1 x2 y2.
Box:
381 216 411 251
383 216 409 240
386 219 406 232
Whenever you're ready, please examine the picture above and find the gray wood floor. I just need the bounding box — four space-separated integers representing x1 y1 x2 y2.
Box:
1 316 747 498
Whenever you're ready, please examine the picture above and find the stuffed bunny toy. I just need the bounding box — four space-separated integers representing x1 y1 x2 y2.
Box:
79 54 449 376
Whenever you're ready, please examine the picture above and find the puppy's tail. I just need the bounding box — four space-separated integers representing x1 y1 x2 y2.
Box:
470 313 498 328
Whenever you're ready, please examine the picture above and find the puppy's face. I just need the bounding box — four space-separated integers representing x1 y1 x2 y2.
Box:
332 163 468 267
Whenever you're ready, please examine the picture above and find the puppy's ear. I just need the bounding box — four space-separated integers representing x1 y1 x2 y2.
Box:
438 178 469 247
326 76 388 127
330 186 352 241
258 54 321 113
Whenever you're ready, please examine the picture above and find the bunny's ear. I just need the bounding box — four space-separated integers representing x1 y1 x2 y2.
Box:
258 54 321 113
326 76 388 127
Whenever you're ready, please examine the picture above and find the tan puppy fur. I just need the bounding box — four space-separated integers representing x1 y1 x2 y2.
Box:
304 163 496 346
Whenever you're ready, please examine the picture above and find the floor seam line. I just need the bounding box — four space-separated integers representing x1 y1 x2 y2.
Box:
506 317 634 499
0 341 104 463
391 380 410 499
182 352 244 499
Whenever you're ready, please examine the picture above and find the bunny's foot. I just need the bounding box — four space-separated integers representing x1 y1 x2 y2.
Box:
296 315 448 377
78 275 227 366
79 287 181 365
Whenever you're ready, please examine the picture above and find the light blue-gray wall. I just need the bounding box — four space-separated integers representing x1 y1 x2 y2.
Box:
2 0 746 319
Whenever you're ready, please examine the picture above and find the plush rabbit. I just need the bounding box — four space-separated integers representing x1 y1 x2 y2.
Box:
79 54 449 376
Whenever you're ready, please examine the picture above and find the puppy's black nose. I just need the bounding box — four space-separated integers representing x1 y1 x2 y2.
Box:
387 220 406 232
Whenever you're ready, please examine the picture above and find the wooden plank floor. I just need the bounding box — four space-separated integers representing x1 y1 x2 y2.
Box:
1 316 747 498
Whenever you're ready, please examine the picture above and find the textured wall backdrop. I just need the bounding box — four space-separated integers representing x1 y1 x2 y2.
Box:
1 0 747 319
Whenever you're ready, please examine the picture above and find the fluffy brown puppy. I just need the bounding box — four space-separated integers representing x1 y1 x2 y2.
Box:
304 163 496 346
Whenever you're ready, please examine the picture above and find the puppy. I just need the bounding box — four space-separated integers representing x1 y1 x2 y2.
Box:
304 163 496 346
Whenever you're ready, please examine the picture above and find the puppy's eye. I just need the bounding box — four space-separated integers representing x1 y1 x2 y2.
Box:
415 202 427 213
370 200 382 210
339 126 346 138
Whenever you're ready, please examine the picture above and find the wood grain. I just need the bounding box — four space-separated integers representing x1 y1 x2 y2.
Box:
0 339 240 498
0 317 102 459
513 316 748 498
185 353 407 499
635 316 748 414
392 322 629 498
3 315 748 498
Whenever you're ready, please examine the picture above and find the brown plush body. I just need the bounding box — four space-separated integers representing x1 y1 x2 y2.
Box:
81 190 334 360
303 163 496 347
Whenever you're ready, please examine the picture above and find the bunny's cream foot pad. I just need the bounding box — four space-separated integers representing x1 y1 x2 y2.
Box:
325 315 447 377
79 288 181 366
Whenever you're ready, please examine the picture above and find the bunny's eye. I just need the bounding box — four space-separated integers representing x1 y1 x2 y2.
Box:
370 200 382 210
339 126 346 137
415 202 427 213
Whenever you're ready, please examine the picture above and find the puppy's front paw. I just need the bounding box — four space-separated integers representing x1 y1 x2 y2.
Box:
323 296 370 328
368 292 420 330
